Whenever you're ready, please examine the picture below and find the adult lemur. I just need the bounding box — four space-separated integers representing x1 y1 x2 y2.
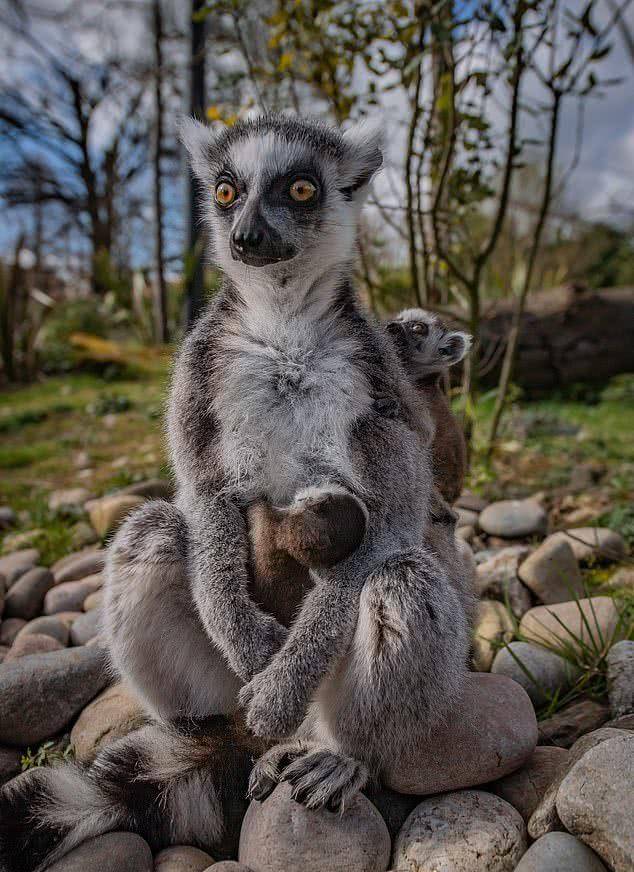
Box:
0 116 471 871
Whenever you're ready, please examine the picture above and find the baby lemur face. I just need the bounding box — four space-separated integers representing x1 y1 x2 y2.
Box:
386 308 471 381
181 115 382 290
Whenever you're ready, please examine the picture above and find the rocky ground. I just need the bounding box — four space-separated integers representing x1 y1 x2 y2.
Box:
0 477 632 872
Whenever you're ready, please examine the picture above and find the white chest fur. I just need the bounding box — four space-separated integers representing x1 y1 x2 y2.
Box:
213 309 372 504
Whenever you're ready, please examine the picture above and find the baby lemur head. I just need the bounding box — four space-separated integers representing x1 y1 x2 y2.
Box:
180 114 382 294
386 308 471 382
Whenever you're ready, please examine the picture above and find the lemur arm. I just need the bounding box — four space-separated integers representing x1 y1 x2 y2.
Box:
188 488 288 682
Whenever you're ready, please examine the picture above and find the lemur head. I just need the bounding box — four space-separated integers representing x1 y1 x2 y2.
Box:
180 114 382 293
386 308 471 381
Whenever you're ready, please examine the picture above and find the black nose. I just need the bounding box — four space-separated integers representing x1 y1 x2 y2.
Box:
231 226 263 252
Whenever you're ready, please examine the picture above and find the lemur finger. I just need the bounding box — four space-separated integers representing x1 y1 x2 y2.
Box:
248 742 308 801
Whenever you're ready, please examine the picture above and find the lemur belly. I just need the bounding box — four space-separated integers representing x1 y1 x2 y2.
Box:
215 319 371 505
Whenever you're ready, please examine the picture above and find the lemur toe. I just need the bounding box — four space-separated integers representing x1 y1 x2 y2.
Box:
282 749 368 811
248 742 308 802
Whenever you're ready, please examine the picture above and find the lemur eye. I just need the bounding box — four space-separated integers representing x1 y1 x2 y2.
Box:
290 179 316 202
215 181 236 207
412 323 429 335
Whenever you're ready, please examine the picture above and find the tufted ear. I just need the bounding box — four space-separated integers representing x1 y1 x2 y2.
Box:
339 118 384 197
439 331 472 366
179 117 221 181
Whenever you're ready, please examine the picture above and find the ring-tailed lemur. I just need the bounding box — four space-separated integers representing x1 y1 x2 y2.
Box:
0 116 471 871
386 308 471 504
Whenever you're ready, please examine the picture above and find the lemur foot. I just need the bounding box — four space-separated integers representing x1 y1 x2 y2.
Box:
282 747 369 813
276 485 368 569
248 741 311 802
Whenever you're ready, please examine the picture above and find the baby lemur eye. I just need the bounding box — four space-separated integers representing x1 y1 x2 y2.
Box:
411 322 429 335
215 181 237 207
289 179 317 202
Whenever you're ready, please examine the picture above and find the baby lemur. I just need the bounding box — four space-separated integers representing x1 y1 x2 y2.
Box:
0 116 472 871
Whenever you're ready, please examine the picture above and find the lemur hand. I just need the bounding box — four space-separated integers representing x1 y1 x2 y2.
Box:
239 662 306 738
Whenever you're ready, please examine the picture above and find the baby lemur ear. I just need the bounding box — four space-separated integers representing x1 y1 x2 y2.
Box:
179 117 221 181
439 331 472 366
339 119 384 197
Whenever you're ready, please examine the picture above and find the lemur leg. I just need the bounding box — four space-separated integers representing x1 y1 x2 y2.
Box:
249 548 469 811
105 500 242 721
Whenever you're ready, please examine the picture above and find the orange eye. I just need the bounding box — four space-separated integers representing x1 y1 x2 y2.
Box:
290 179 316 202
215 181 236 207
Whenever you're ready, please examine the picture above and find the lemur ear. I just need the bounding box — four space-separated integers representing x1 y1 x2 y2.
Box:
439 331 472 366
179 117 220 181
339 118 384 197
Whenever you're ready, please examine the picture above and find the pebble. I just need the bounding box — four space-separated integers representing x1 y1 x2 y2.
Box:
607 640 634 717
70 520 99 549
70 683 145 762
0 745 22 786
4 567 54 620
44 575 103 614
0 646 108 746
0 618 26 645
154 846 216 872
392 790 527 872
549 528 626 563
0 549 39 586
491 642 580 706
48 488 92 513
478 499 547 539
518 537 583 604
70 608 102 645
538 698 609 748
53 549 105 584
475 547 533 616
604 567 634 591
0 507 16 529
384 673 537 795
16 615 70 646
514 832 608 871
85 494 145 538
83 589 103 611
556 734 634 872
456 507 479 528
488 746 569 821
120 478 173 500
239 782 390 872
472 600 515 671
520 597 621 654
45 832 153 872
5 633 64 661
455 493 488 513
528 727 630 839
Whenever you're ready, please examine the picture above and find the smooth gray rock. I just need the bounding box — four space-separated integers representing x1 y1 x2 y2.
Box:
0 646 108 746
0 617 26 645
520 597 622 653
455 493 488 513
472 600 515 671
528 727 630 839
488 745 569 822
239 782 390 872
0 745 21 786
549 528 626 563
70 608 102 645
4 567 54 619
392 790 527 872
0 549 39 585
0 507 16 529
519 538 583 604
607 640 634 717
44 575 103 614
207 865 253 872
479 500 547 539
5 633 63 661
48 488 92 513
70 683 145 762
120 478 173 500
514 833 608 871
384 674 537 795
52 549 105 584
16 615 70 646
491 642 580 706
154 846 216 871
45 832 152 872
456 507 479 528
475 547 533 617
537 697 610 748
557 734 634 872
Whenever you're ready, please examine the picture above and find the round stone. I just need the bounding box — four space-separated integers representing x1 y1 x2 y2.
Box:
0 646 108 746
519 597 621 654
479 500 547 539
518 538 583 604
0 618 26 646
514 832 608 871
4 567 54 619
491 642 580 706
52 549 105 584
44 575 103 614
208 865 254 871
384 673 537 795
0 549 39 585
606 640 634 718
239 782 390 872
548 528 626 564
120 478 173 500
488 746 569 821
70 683 146 762
44 832 152 871
16 615 70 646
70 608 102 645
0 507 16 529
48 488 93 514
472 600 515 672
556 734 634 872
85 494 145 538
154 846 216 872
537 698 610 748
392 790 527 872
5 633 64 661
83 590 103 611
